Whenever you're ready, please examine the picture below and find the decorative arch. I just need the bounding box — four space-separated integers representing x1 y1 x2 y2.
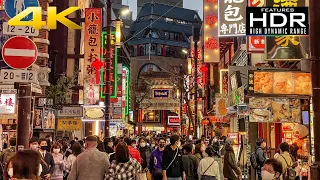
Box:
138 63 161 77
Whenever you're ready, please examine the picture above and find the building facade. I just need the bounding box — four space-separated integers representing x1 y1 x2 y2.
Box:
128 3 200 133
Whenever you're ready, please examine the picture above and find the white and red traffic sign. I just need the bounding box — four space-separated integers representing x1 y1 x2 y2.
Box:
1 36 38 69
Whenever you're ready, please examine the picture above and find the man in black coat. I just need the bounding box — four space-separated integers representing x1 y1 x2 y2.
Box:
39 138 55 180
256 138 267 180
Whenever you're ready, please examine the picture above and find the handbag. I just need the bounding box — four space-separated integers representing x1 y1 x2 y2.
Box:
201 158 217 180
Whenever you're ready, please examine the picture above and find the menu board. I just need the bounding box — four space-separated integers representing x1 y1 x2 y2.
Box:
248 71 312 95
249 98 301 123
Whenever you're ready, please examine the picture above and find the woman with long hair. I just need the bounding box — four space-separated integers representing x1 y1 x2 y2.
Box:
106 142 142 179
8 150 42 180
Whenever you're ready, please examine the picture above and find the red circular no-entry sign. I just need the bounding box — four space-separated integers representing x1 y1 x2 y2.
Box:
2 36 38 69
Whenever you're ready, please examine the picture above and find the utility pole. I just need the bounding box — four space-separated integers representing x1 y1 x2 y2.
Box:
310 0 320 179
193 17 201 138
16 83 31 150
104 0 112 138
194 40 198 138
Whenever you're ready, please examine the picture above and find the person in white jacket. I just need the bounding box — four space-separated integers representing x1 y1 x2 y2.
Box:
65 143 82 175
198 146 221 180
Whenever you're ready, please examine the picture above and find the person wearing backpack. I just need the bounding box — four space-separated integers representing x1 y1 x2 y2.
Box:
0 137 16 180
275 142 294 180
255 138 267 180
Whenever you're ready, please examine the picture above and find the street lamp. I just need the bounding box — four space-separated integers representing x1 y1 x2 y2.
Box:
182 49 188 54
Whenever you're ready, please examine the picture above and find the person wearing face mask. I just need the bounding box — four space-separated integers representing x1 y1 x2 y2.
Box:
138 137 152 170
162 135 186 180
51 143 65 180
262 158 283 180
29 137 39 151
7 150 43 180
256 138 267 180
149 138 166 180
1 137 16 180
124 137 142 164
39 138 55 180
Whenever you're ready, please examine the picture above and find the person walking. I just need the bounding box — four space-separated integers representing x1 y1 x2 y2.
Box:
39 138 55 180
198 146 221 180
67 136 110 180
162 135 186 180
106 142 142 179
182 143 198 180
124 137 141 164
51 143 65 180
223 139 241 180
138 137 152 170
212 142 224 180
256 138 267 180
7 150 42 180
149 138 166 180
195 143 206 163
65 142 82 179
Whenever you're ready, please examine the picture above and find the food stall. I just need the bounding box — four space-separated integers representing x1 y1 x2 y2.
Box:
248 70 312 178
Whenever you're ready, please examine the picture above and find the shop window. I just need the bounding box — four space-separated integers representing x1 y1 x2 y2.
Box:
140 46 145 56
170 33 174 40
150 44 156 55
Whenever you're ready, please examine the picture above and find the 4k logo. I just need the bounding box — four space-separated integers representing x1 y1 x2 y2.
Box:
8 7 82 30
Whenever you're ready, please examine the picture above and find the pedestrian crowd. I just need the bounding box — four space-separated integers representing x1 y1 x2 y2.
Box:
0 133 308 180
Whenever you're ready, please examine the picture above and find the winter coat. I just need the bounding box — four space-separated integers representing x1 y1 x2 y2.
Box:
256 146 266 168
139 146 152 169
223 145 241 180
182 154 198 180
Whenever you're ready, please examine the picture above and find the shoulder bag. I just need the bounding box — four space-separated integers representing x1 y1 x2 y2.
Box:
201 158 217 180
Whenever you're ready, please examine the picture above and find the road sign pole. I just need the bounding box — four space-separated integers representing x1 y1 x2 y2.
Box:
16 83 31 150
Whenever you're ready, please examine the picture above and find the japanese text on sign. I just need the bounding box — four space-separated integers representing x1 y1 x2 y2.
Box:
219 0 247 36
84 8 101 105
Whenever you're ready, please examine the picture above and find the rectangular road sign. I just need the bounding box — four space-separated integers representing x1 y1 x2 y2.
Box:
0 69 38 83
2 22 39 36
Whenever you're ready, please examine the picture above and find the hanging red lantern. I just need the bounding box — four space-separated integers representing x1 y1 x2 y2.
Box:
210 116 216 123
202 119 209 126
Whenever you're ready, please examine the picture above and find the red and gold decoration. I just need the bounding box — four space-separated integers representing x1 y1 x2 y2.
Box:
84 8 102 105
203 0 219 63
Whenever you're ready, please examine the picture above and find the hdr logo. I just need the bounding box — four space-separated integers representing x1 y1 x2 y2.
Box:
246 7 309 36
8 7 82 30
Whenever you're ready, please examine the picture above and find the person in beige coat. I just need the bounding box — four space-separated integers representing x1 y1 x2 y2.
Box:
67 136 110 180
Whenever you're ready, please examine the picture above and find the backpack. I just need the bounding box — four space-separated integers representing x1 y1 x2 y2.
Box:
250 150 258 169
280 154 296 180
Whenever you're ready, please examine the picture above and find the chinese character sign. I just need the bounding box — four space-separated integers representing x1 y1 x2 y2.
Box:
0 93 16 114
248 0 265 52
218 0 247 37
203 0 220 63
265 0 309 60
100 32 118 99
84 8 101 105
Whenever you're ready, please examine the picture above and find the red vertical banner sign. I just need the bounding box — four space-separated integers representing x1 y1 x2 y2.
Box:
247 0 265 52
203 0 220 63
84 8 102 105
